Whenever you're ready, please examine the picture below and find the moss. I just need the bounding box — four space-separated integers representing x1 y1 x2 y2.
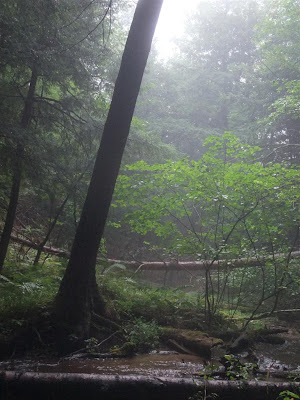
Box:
161 328 223 358
110 341 136 356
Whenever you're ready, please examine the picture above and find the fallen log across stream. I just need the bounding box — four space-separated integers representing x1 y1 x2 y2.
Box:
9 233 300 271
1 372 300 400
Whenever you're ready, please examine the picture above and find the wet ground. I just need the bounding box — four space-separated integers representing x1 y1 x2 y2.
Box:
255 327 300 371
0 344 299 380
1 322 299 380
0 353 207 378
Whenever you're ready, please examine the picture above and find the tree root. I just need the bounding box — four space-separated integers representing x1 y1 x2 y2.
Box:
91 312 124 333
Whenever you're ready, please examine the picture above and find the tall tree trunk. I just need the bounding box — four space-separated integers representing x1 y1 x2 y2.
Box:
0 66 38 273
53 0 163 340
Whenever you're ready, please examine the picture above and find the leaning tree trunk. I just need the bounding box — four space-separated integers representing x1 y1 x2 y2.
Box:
53 0 164 340
33 195 70 265
0 66 38 273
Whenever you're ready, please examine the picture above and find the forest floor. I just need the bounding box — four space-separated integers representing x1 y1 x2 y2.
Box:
1 261 300 400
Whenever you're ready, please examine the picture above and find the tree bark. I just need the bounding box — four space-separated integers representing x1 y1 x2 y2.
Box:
1 372 300 400
0 66 38 273
53 0 164 339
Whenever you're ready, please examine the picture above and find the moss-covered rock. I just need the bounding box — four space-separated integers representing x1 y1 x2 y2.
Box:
161 328 223 358
110 341 136 357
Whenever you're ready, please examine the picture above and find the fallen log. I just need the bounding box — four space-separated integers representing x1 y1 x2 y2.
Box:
161 328 223 359
8 233 300 271
10 234 70 258
250 309 300 320
112 252 300 271
1 372 299 400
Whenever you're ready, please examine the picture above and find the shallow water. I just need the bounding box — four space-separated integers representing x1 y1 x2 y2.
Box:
255 339 300 370
0 353 207 378
1 329 299 378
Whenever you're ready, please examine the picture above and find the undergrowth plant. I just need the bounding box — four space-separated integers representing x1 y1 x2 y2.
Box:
125 318 161 352
0 257 66 339
277 390 300 400
221 354 258 380
98 269 208 329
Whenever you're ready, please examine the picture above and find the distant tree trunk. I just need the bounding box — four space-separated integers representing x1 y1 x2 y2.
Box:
53 0 164 340
0 66 38 273
33 195 69 265
287 118 300 164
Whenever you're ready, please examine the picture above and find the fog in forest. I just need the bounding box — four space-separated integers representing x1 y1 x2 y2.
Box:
0 1 299 393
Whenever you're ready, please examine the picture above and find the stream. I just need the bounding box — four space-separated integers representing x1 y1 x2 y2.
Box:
0 353 206 378
1 341 300 379
1 325 299 379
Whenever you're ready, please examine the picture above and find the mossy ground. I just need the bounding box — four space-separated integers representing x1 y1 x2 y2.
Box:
0 258 241 358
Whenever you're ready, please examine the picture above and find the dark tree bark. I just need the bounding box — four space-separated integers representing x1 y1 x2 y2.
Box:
53 0 164 340
1 372 300 400
0 66 38 273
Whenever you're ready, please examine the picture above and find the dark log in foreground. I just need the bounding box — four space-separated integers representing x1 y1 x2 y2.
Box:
1 372 300 400
8 233 300 272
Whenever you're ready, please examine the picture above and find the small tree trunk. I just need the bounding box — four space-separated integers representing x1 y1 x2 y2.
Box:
53 0 163 340
0 66 38 273
287 118 300 164
33 195 69 265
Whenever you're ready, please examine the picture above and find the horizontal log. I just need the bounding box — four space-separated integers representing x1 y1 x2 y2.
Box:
1 372 300 400
252 309 300 320
109 251 300 271
10 234 70 258
9 233 300 271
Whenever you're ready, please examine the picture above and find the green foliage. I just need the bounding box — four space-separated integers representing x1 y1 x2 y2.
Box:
277 390 300 400
252 0 300 161
0 0 120 262
288 370 300 383
115 134 299 258
136 0 299 164
113 134 300 321
0 257 64 315
266 81 300 122
1 0 167 264
98 272 206 329
0 256 65 341
222 354 258 380
125 318 161 352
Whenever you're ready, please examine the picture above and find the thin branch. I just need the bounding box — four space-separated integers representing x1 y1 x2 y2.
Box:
62 1 113 52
